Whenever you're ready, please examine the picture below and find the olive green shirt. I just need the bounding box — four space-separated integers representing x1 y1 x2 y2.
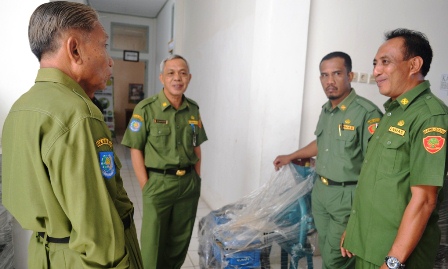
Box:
121 90 207 169
2 68 133 268
344 81 448 267
315 89 383 182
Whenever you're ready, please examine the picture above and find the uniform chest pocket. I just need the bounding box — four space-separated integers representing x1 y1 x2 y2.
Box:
378 134 407 175
149 125 171 149
336 131 357 155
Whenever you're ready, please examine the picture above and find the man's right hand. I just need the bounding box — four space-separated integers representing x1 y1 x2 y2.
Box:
273 155 291 171
340 231 354 258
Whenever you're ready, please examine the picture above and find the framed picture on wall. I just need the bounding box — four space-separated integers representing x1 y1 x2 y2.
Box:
129 83 144 104
123 50 139 62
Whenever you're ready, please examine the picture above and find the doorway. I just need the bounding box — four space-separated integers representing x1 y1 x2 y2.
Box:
112 58 146 135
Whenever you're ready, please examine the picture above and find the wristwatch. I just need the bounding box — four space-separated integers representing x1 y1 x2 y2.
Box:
385 256 405 269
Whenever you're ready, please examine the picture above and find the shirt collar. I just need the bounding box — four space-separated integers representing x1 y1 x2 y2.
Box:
323 88 356 112
383 80 431 111
36 68 90 100
157 89 189 111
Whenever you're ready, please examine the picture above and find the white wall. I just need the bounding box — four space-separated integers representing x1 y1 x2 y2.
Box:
155 0 175 91
162 0 311 208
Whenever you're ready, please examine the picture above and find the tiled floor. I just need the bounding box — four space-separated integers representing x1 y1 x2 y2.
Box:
114 136 321 268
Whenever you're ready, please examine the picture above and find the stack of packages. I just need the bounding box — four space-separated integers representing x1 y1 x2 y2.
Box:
0 154 14 269
198 163 316 269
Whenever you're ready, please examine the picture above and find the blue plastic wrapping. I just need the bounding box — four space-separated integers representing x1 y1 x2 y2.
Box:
198 163 316 269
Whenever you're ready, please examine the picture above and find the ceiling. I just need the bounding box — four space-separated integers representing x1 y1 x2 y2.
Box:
87 0 168 18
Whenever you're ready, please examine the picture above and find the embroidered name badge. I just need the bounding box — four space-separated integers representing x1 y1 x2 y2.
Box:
342 124 355 131
388 126 405 136
423 127 447 135
129 118 142 132
95 137 113 148
132 114 144 122
367 118 381 124
99 151 116 179
423 136 445 154
154 119 168 124
188 120 199 125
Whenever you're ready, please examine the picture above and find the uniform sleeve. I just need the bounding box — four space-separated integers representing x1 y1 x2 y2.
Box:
361 108 383 156
121 104 148 150
45 118 129 269
195 111 208 146
410 114 448 187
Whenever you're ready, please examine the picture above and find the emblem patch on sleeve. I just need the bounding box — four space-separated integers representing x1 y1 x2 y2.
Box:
129 118 142 132
368 123 378 134
423 136 445 154
99 151 116 179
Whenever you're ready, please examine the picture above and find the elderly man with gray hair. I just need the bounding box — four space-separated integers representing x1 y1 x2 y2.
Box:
2 1 143 268
122 54 208 269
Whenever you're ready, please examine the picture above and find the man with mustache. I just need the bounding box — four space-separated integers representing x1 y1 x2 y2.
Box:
274 51 382 269
341 28 448 269
122 54 208 269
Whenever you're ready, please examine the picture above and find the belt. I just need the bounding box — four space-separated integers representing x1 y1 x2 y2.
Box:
38 211 133 244
320 176 357 187
147 166 193 176
38 232 70 243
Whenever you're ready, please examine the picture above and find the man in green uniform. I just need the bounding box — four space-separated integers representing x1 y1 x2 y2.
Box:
1 2 143 269
122 54 208 269
341 29 448 269
274 51 383 269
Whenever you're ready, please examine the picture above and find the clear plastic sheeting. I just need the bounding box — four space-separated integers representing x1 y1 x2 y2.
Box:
0 154 14 269
434 177 448 268
198 163 316 269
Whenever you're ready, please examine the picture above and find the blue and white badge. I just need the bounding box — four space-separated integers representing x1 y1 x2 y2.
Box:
129 118 142 132
99 151 116 179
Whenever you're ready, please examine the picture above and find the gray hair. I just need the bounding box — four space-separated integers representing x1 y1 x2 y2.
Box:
29 1 99 61
159 54 190 74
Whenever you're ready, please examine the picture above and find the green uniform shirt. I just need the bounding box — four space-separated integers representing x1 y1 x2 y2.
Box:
2 68 134 268
121 90 207 169
315 89 383 182
344 81 448 267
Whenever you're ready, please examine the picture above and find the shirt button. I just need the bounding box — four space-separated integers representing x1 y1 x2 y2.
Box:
325 149 329 152
376 136 379 139
158 131 162 134
387 141 392 145
387 112 392 116
352 209 356 214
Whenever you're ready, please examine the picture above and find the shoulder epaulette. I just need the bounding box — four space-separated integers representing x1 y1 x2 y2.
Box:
186 97 199 108
424 94 448 116
138 95 158 108
355 97 379 112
